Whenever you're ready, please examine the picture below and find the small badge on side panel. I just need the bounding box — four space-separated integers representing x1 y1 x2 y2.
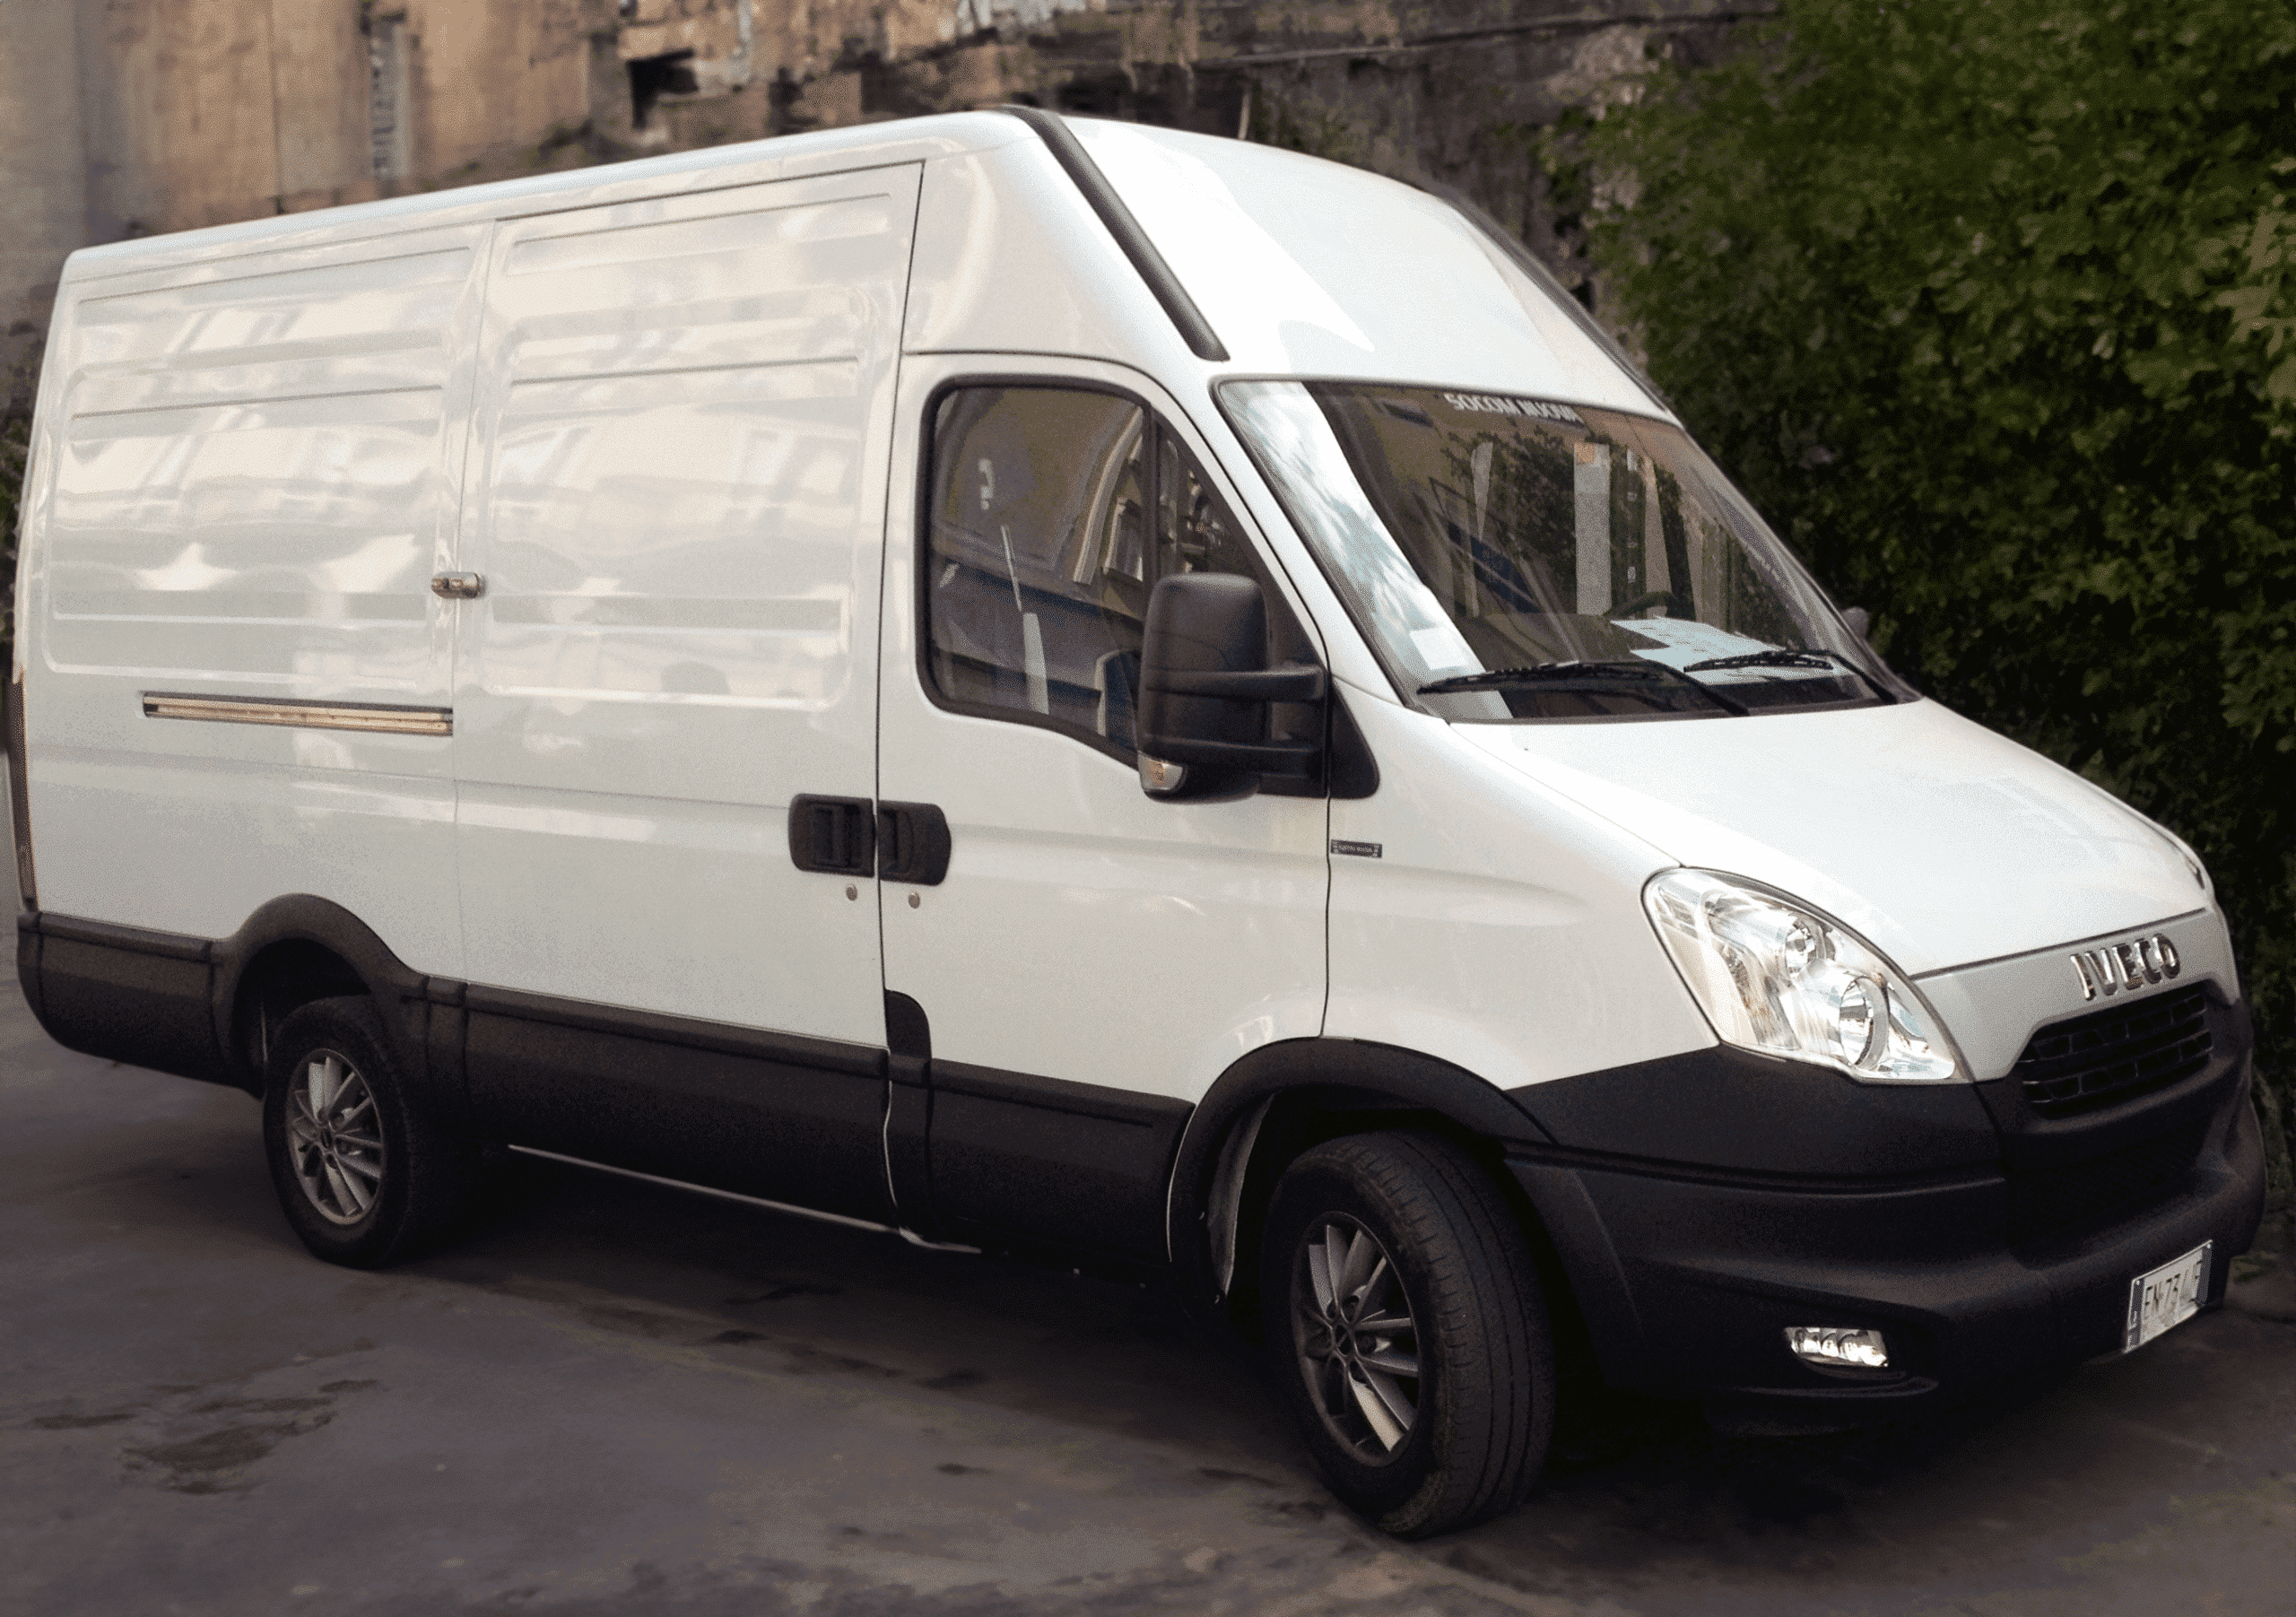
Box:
1330 839 1383 859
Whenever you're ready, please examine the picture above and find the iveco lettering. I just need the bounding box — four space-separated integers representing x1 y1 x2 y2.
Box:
4 109 2266 1538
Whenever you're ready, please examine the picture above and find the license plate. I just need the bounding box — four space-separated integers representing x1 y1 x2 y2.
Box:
2123 1240 2211 1352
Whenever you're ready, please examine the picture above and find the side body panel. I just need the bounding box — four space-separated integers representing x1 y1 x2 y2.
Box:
24 225 485 976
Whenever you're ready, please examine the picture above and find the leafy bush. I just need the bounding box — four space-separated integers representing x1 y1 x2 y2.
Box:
1587 0 2295 1200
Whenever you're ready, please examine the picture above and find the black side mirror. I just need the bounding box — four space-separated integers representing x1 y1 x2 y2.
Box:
1135 573 1325 801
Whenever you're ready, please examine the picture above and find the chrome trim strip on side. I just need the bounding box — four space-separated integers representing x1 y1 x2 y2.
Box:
141 691 452 736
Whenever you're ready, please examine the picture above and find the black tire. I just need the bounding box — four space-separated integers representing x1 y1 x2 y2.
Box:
261 995 478 1268
1260 1131 1556 1538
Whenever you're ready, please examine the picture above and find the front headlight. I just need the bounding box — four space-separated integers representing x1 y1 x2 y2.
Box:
1643 869 1964 1083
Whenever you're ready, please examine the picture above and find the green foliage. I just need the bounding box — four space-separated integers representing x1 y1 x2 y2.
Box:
1588 0 2296 1189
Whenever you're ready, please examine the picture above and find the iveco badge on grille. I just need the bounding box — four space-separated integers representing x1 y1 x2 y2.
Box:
2072 934 2180 1001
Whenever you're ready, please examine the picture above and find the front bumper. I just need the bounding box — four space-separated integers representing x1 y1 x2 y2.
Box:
1506 1000 2266 1427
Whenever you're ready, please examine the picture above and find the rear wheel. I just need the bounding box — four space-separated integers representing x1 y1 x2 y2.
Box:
1261 1131 1555 1538
261 995 477 1267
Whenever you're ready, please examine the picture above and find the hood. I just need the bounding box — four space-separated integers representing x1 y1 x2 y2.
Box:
1453 698 2208 976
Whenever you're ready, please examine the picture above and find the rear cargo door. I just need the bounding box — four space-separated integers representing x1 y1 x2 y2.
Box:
448 165 921 1221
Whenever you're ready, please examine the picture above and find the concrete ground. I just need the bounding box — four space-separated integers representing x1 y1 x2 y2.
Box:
4 970 2293 1617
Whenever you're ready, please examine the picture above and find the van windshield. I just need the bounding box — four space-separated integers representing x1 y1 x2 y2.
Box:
1220 381 1896 721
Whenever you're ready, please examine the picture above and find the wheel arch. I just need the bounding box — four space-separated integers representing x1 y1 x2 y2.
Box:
211 897 431 1095
1166 1038 1555 1326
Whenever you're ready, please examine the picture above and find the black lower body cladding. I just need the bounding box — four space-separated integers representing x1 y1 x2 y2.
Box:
17 911 230 1087
1505 1011 2266 1423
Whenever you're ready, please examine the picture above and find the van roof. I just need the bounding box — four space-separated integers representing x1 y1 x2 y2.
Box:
57 109 1664 419
59 112 1032 283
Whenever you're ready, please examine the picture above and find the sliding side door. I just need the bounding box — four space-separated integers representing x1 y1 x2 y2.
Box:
449 166 921 1220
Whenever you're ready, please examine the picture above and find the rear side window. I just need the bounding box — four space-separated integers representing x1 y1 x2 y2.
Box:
923 385 1278 756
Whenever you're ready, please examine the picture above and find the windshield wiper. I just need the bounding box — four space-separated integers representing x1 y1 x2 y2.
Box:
1419 660 1657 692
1419 659 1746 716
1683 646 1889 699
1683 647 1837 672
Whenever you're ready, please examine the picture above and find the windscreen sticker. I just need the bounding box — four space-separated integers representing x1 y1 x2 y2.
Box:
1439 392 1585 425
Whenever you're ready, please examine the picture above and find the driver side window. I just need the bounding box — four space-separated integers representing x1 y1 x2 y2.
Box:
923 385 1267 755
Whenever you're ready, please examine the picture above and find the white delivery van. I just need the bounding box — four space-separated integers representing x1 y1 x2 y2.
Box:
5 109 2266 1537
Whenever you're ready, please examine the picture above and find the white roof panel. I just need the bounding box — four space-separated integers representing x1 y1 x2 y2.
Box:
1070 120 1667 419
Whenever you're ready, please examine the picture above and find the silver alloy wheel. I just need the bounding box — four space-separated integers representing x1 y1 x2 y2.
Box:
285 1048 386 1226
1293 1215 1422 1457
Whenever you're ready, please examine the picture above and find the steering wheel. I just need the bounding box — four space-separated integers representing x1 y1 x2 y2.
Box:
1605 590 1692 621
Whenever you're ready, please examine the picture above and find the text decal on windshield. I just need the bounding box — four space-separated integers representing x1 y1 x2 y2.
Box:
1439 393 1585 424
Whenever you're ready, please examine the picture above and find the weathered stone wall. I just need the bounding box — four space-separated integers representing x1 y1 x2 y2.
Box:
1 0 86 380
400 0 604 179
66 0 613 232
0 0 1761 413
77 1 294 239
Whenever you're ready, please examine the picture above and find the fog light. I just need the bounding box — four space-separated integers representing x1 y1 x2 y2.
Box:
1785 1326 1889 1369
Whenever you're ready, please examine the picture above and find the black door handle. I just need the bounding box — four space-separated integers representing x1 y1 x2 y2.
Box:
877 802 951 885
787 795 875 875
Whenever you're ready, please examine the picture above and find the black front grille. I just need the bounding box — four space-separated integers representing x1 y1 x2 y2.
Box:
2006 1118 2209 1248
2013 985 2211 1119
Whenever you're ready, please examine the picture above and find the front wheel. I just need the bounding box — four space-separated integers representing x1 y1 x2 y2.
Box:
261 995 477 1268
1261 1132 1556 1538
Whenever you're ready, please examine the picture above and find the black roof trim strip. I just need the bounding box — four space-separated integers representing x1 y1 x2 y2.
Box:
997 105 1231 363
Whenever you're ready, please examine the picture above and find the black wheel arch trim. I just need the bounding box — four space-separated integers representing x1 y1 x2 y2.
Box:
208 895 431 1091
15 900 417 1098
1163 1036 1552 1310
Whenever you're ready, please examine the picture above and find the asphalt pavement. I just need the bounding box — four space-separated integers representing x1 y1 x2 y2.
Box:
4 961 2294 1617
